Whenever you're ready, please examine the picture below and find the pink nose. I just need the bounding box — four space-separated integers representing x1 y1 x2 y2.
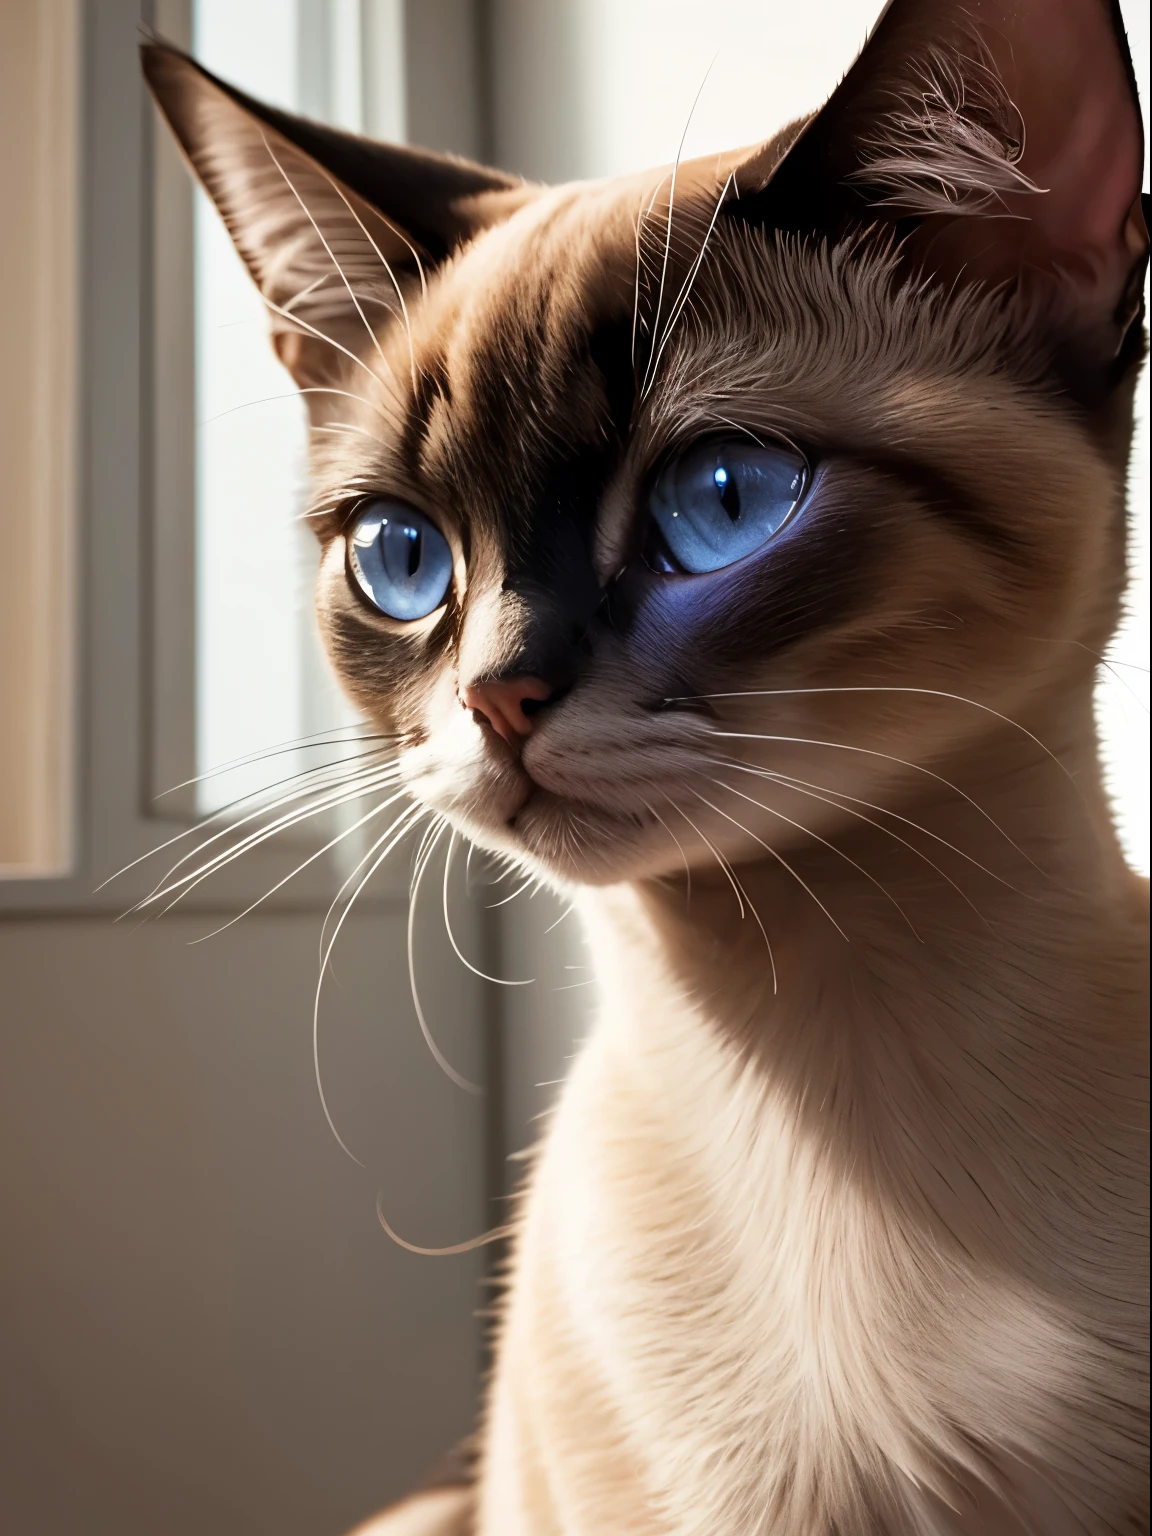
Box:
461 676 553 748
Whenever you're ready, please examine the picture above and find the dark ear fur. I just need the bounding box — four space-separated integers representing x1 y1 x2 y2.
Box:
727 0 1148 400
141 41 532 392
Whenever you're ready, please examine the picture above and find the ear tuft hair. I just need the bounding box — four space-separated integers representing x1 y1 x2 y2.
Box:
141 40 532 399
851 36 1044 218
724 0 1147 401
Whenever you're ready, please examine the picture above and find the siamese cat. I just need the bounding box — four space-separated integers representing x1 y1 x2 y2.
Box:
143 0 1149 1528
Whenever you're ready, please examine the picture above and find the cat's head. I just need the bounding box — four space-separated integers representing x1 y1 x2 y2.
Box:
144 0 1146 889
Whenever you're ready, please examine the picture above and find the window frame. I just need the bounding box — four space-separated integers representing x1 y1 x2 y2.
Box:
0 0 489 916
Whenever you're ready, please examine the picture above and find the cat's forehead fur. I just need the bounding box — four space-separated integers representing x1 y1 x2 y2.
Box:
310 166 712 543
310 160 1092 595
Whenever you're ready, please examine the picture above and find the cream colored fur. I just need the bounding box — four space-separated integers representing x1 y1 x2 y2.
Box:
481 784 1147 1534
353 1489 470 1535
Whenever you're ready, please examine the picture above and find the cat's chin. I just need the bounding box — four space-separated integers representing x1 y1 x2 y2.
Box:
424 781 660 887
497 786 663 886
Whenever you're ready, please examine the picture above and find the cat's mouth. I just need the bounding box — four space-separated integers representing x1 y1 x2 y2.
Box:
405 734 662 881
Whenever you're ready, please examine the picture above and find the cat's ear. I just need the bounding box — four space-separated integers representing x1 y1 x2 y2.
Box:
727 0 1148 399
141 41 531 392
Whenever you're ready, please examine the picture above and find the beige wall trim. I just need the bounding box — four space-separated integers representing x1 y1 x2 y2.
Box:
0 0 79 875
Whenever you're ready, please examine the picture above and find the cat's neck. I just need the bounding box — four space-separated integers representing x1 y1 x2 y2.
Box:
541 699 1145 1536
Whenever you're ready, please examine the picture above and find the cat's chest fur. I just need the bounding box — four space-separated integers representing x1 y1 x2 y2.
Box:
482 886 1148 1536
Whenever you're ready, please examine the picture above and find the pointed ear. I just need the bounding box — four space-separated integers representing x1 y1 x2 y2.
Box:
141 41 531 393
727 0 1148 399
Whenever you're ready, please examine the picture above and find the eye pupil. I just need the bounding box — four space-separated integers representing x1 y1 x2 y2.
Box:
406 525 421 576
714 463 740 520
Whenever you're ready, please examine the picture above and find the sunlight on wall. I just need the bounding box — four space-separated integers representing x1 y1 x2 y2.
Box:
1098 0 1150 875
1101 329 1150 876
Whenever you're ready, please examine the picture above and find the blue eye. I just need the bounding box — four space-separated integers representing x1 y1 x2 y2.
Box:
347 500 453 620
647 439 809 574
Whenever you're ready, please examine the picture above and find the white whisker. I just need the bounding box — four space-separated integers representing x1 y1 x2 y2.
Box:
713 756 997 924
685 685 1087 806
262 133 393 381
141 755 400 901
135 765 403 915
640 797 692 900
312 161 422 391
665 794 778 993
544 903 575 934
631 180 664 372
155 726 388 797
691 784 849 942
318 792 429 965
709 728 1039 880
487 876 534 909
202 385 396 428
98 744 393 893
408 819 484 1094
187 787 413 943
441 830 534 985
640 54 717 399
1023 634 1150 710
376 1189 509 1257
311 420 375 439
313 801 430 1166
640 172 733 404
261 290 389 386
278 270 331 313
701 770 919 939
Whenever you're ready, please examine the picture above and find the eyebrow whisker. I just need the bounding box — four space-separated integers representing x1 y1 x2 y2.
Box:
261 133 392 378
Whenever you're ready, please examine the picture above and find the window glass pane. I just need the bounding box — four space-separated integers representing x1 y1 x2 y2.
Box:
191 1 401 814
